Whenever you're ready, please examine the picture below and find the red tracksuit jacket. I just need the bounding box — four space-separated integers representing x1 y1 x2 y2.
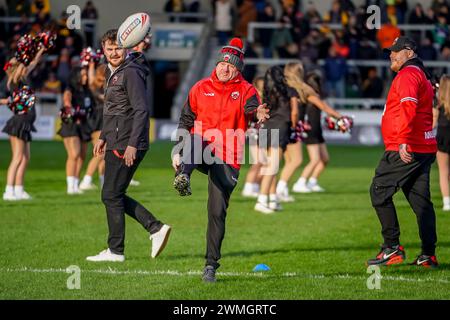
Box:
177 70 260 169
382 64 437 153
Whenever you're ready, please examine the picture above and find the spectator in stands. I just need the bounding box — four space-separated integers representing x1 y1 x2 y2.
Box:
81 1 98 47
362 67 384 100
235 0 257 38
271 16 298 58
326 0 345 24
323 46 347 98
305 1 322 23
185 0 200 22
164 0 186 22
56 48 72 91
440 41 450 60
258 2 276 58
409 3 428 24
214 0 234 46
426 7 437 23
42 72 61 94
346 14 362 59
376 17 401 57
332 29 350 58
395 0 408 24
418 36 438 61
7 0 31 17
433 15 449 47
31 0 50 25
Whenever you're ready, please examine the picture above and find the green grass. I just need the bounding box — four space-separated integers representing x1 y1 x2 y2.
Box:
0 141 449 299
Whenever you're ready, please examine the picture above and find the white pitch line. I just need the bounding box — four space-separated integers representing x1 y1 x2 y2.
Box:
1 267 450 285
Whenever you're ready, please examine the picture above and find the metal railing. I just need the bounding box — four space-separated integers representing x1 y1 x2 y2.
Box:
245 58 450 74
151 12 212 23
170 21 214 121
248 21 437 43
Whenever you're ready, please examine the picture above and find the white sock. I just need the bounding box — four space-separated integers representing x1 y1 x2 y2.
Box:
67 176 75 192
444 196 450 206
82 175 92 185
269 194 278 202
5 185 14 195
243 182 253 193
74 178 79 191
99 175 104 187
257 194 268 205
252 183 260 193
14 185 24 197
276 180 287 194
297 177 307 186
308 177 318 186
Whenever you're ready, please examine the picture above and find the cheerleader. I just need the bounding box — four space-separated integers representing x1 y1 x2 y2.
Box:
255 66 299 214
291 69 342 193
242 76 264 198
58 67 95 194
2 47 45 201
79 63 106 190
434 75 450 211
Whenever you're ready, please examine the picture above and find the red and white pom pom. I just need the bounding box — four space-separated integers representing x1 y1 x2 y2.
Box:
80 47 104 67
229 38 243 50
324 116 354 133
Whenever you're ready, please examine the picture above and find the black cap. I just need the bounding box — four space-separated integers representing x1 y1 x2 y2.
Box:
385 36 417 52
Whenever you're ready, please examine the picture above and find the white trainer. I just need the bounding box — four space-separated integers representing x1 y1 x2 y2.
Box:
276 187 295 202
86 249 125 262
3 192 17 201
130 179 141 187
150 224 171 258
269 201 283 211
308 184 325 192
18 191 32 200
241 189 259 198
292 183 312 193
79 182 97 191
254 202 275 214
443 204 450 211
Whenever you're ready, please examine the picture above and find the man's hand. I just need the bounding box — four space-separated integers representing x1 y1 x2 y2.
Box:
93 139 106 157
399 143 412 163
172 153 181 171
124 146 137 167
256 103 270 123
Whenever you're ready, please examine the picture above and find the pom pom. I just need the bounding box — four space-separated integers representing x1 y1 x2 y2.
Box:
229 38 243 50
324 116 354 133
60 105 92 123
7 86 36 115
80 47 104 67
35 31 57 52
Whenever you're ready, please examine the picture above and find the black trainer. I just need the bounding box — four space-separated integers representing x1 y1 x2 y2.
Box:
367 245 405 266
173 173 192 196
202 265 216 283
410 254 438 268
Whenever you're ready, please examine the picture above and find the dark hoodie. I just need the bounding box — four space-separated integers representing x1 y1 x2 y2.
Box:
100 54 150 150
129 51 154 117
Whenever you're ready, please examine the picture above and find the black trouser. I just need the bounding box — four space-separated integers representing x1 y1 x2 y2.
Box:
102 150 163 254
370 151 437 256
180 135 240 269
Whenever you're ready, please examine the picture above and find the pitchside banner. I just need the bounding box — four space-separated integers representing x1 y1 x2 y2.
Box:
153 110 385 146
0 110 384 145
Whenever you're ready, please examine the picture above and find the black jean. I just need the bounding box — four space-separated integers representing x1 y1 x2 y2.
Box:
180 135 240 269
370 151 437 256
102 150 163 254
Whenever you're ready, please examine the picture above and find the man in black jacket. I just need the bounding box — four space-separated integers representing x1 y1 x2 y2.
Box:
86 29 171 262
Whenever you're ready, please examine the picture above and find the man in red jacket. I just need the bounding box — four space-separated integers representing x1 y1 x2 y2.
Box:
367 37 438 268
171 38 269 282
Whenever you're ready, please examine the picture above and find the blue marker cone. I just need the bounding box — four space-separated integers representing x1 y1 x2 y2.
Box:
253 264 271 272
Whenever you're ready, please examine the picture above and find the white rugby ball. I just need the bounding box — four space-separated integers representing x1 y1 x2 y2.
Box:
117 12 151 49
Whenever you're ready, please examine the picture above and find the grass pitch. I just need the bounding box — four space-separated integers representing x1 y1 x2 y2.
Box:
0 141 449 299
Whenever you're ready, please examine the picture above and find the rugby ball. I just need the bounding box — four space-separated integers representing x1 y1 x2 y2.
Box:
117 12 151 49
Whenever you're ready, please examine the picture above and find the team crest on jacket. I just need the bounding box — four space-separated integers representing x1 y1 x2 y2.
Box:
112 75 119 85
224 54 231 62
231 91 239 100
